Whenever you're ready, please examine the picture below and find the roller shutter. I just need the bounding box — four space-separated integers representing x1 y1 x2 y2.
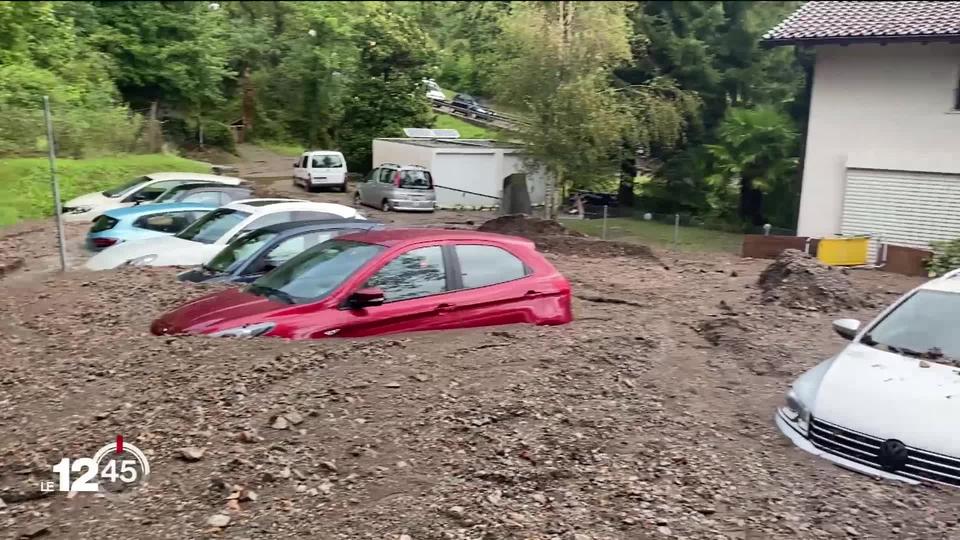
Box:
841 168 960 263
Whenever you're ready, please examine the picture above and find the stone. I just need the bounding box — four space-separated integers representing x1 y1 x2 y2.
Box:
206 514 231 528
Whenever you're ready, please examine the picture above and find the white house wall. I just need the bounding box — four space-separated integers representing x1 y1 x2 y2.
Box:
432 152 499 208
798 42 960 238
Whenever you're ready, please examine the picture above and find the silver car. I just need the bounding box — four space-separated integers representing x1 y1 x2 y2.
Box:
354 163 436 212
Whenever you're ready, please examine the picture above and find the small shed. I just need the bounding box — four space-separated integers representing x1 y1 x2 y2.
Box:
372 138 549 209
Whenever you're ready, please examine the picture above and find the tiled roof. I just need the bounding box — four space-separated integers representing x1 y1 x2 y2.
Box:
763 2 960 45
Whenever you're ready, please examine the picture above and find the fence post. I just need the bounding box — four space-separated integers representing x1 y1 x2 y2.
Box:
43 96 68 272
673 213 679 251
602 205 608 240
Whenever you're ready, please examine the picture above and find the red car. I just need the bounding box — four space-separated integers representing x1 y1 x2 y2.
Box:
151 228 573 339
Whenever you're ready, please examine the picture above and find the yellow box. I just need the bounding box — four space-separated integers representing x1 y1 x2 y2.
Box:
817 236 869 266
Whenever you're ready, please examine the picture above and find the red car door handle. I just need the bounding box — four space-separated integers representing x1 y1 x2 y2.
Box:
436 303 456 313
524 290 541 297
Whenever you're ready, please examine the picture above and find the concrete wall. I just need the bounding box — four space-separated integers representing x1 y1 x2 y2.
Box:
371 140 435 173
798 42 960 237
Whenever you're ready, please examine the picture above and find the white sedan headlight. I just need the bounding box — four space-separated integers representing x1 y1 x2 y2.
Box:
781 389 811 434
210 322 276 338
126 254 158 266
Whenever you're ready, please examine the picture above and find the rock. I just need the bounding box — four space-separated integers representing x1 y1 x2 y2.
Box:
399 535 413 540
531 493 547 504
919 360 931 368
279 467 292 479
240 489 258 502
486 489 502 505
271 415 290 430
19 523 50 538
296 484 307 493
384 382 402 388
412 374 430 382
0 496 5 508
284 411 304 425
306 488 319 496
448 506 466 518
572 534 591 540
178 447 206 461
318 481 332 495
320 460 338 473
845 526 860 537
656 526 671 536
238 430 261 443
206 514 231 528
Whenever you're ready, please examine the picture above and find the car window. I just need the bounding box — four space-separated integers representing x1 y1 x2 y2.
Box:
176 208 251 244
250 230 342 274
379 169 395 184
133 211 199 234
455 244 528 289
312 155 344 168
250 239 385 304
90 215 118 233
126 180 185 202
182 191 225 205
364 169 379 183
398 170 432 190
206 229 279 273
865 289 960 361
364 246 446 302
300 156 309 168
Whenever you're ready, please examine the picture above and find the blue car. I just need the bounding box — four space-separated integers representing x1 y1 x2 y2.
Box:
86 202 217 251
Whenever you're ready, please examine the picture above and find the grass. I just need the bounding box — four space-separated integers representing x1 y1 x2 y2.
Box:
433 113 496 139
0 154 210 227
257 141 303 157
563 217 744 254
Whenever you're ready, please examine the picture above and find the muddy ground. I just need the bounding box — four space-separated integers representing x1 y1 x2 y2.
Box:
1 170 958 539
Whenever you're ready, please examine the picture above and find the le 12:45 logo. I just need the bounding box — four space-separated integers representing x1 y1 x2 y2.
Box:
43 436 151 493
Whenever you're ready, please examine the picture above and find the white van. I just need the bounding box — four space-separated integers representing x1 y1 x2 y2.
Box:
293 151 348 192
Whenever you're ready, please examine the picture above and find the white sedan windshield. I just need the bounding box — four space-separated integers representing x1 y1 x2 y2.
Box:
866 290 960 361
176 208 250 244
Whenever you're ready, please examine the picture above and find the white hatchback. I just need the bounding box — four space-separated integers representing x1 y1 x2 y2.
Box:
84 199 364 270
293 151 348 192
777 269 960 487
61 172 243 222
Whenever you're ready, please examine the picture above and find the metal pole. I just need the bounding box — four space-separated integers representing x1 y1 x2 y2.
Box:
673 213 680 251
602 205 608 240
43 96 68 272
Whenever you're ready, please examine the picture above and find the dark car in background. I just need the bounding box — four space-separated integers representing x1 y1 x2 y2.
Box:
450 93 492 121
152 182 254 206
177 219 383 285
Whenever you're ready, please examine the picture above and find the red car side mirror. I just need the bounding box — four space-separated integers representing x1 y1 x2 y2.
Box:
347 287 385 309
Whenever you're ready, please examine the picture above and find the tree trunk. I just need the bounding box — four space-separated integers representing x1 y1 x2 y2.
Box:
241 66 255 142
739 175 765 227
617 143 637 207
147 100 162 153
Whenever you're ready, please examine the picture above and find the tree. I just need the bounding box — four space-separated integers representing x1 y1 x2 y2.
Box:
338 5 436 172
494 1 634 217
705 106 798 227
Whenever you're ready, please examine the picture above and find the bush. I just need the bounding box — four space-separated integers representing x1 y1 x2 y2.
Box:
926 238 960 277
0 106 144 158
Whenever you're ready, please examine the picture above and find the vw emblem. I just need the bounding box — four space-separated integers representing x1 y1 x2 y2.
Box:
877 439 909 471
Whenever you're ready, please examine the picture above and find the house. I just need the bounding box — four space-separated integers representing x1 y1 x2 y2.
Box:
372 137 548 209
763 2 960 261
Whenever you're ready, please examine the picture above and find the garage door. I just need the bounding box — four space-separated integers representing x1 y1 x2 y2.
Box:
841 168 960 263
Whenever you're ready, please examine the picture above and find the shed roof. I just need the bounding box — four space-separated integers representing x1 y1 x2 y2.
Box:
762 1 960 46
377 138 525 150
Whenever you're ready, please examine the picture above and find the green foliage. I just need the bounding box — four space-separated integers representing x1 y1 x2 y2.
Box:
433 114 496 140
704 106 798 223
257 141 304 158
0 154 209 226
927 239 960 277
338 5 436 172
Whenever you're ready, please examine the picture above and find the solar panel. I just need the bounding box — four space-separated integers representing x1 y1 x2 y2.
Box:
431 129 460 139
402 128 435 138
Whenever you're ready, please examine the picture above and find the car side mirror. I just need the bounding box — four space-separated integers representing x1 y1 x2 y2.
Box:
832 318 861 340
347 287 385 309
294 161 299 167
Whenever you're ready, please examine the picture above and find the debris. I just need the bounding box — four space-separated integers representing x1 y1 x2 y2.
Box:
178 447 206 461
284 411 304 425
320 460 338 473
19 523 50 538
757 249 866 311
919 360 931 368
238 430 262 443
271 415 290 430
206 514 231 528
486 489 502 505
384 382 402 388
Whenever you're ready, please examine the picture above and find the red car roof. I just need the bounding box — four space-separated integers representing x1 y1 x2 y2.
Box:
338 227 535 248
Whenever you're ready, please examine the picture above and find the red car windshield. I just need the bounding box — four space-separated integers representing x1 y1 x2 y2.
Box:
248 239 384 304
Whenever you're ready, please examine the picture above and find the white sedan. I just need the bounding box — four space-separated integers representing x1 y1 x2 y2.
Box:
777 269 960 487
62 172 244 222
85 199 364 270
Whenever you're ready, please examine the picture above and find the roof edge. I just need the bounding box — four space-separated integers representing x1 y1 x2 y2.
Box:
761 33 960 48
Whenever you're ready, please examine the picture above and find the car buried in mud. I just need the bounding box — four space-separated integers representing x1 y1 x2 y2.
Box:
777 269 960 488
152 229 573 339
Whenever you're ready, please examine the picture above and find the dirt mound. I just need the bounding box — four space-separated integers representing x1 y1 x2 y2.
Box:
534 234 657 259
757 249 866 311
477 214 585 238
479 215 657 260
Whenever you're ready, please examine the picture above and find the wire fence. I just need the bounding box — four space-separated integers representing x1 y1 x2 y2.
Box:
553 203 796 254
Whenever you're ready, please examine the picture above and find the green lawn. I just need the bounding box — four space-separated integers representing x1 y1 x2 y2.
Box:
433 113 496 139
564 217 744 253
257 141 303 157
0 154 209 227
